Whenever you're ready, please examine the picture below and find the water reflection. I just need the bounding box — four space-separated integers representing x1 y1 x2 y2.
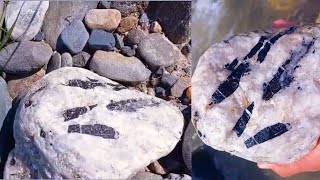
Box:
192 0 320 179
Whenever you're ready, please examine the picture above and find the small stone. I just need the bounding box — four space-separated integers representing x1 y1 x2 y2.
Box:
155 67 166 76
155 86 167 98
90 51 151 83
171 78 190 98
7 69 45 99
186 86 191 100
59 20 89 54
110 1 149 17
121 46 135 57
182 122 193 172
161 74 178 88
150 21 162 33
0 42 52 74
139 13 149 25
33 31 45 41
88 29 115 51
164 174 191 180
42 1 98 49
114 33 124 49
61 53 73 67
117 16 138 34
131 172 163 180
181 44 191 56
148 161 166 175
125 29 147 46
72 52 91 67
46 52 61 74
138 33 186 70
84 9 121 32
6 1 49 41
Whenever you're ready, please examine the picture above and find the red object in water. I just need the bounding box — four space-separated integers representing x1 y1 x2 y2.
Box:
272 19 297 29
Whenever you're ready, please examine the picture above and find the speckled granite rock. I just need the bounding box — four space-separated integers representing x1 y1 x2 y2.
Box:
4 67 184 179
192 25 320 163
6 1 49 41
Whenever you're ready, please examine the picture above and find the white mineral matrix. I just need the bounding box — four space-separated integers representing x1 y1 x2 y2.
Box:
192 25 320 163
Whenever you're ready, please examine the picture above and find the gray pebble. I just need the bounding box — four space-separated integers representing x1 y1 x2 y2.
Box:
155 86 167 98
121 46 135 57
59 20 89 54
33 31 45 41
61 53 73 67
99 1 111 9
114 33 124 49
161 74 178 88
72 52 91 67
125 29 147 46
171 78 190 97
88 29 115 51
46 52 61 74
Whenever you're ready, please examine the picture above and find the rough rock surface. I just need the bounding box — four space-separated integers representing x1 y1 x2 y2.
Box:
0 42 52 74
192 25 320 163
72 52 91 68
61 53 73 67
4 67 184 179
90 51 151 83
6 1 49 41
164 173 191 180
118 16 138 34
42 1 98 49
46 52 61 74
84 9 121 31
131 172 163 180
7 69 45 99
110 1 148 17
138 33 185 70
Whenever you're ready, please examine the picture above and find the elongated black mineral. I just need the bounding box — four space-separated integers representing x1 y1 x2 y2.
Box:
244 36 267 60
244 123 291 148
233 102 254 137
258 27 296 63
225 58 239 71
81 124 119 139
63 104 97 121
262 39 314 100
68 124 80 133
212 62 250 104
106 98 160 112
68 79 104 89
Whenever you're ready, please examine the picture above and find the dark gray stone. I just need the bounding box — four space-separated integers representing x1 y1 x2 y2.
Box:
155 86 167 98
88 29 115 51
121 46 135 57
72 52 91 67
46 52 61 74
161 74 178 88
33 31 45 41
110 1 148 17
138 33 184 70
61 53 73 67
147 1 191 44
182 121 193 172
59 20 89 54
171 78 190 98
125 29 147 46
114 33 124 49
43 1 98 49
0 42 52 74
99 1 111 9
181 44 191 56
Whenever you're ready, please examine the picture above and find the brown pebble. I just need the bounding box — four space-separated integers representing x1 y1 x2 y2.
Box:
117 16 138 34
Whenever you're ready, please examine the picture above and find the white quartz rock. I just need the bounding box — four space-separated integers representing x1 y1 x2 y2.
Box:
4 67 184 179
6 1 49 41
192 25 320 163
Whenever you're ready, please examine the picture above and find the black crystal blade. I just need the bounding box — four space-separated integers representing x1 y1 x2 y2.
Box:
233 102 254 137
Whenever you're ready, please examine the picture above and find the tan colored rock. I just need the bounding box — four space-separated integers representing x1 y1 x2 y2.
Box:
85 9 121 32
7 69 45 99
150 21 162 33
118 16 138 34
147 161 167 175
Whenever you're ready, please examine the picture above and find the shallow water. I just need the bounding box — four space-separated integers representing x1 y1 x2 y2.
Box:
192 0 320 179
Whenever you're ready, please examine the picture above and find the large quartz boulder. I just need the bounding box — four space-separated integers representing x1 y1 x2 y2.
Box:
192 25 320 163
4 67 184 179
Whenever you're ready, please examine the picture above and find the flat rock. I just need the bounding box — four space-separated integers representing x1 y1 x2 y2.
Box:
90 51 151 83
118 16 138 34
88 29 115 51
4 67 184 179
0 42 52 74
138 33 184 70
6 1 49 41
72 52 91 67
147 2 191 44
7 69 45 99
46 52 61 74
85 9 121 32
42 1 98 49
59 20 89 54
110 1 148 17
192 25 320 163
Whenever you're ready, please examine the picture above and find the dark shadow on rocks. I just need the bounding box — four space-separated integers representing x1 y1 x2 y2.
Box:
56 34 69 54
0 90 26 178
